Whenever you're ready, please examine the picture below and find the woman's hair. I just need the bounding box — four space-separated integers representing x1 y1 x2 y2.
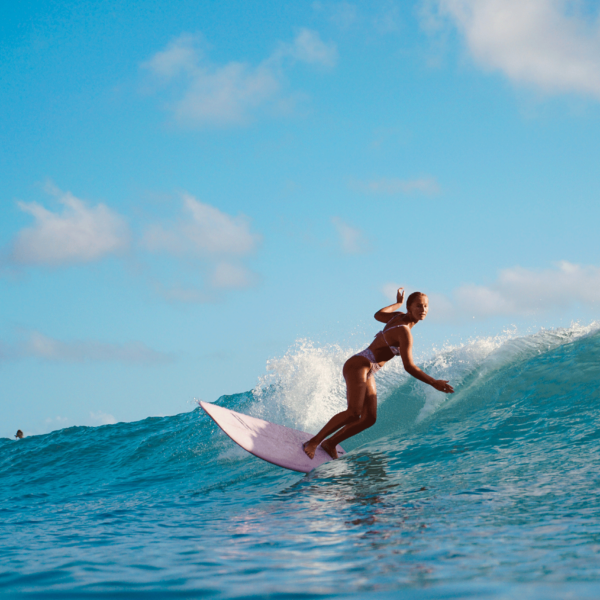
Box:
406 291 427 308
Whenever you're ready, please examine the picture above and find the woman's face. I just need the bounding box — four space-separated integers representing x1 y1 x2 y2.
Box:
408 295 429 320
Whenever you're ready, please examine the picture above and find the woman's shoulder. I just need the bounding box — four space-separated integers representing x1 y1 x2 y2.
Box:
384 322 412 342
383 315 409 330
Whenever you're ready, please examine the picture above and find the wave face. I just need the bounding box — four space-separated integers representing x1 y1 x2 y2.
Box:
2 323 600 599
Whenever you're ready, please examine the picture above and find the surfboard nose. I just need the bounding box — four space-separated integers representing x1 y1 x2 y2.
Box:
200 401 345 473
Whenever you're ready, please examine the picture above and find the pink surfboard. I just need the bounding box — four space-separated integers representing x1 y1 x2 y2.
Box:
200 401 345 473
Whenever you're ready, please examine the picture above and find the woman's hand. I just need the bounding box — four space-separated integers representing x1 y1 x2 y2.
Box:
432 379 454 394
374 287 406 323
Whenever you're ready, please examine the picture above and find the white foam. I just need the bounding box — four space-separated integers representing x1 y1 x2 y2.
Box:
252 339 350 433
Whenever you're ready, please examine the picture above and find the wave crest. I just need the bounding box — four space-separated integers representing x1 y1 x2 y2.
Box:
250 322 600 440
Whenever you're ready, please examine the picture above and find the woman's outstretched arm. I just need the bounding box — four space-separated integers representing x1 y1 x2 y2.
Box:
397 327 454 394
374 287 405 323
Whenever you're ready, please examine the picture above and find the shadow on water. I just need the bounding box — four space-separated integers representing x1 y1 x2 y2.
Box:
273 451 431 530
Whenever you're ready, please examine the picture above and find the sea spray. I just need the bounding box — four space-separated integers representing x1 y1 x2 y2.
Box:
252 339 350 432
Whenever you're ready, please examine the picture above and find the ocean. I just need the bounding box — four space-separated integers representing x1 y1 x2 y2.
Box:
2 323 600 599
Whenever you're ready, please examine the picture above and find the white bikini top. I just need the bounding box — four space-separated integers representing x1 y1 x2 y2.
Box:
376 323 408 356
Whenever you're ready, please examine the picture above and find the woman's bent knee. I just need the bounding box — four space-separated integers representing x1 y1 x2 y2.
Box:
363 415 376 428
334 408 360 424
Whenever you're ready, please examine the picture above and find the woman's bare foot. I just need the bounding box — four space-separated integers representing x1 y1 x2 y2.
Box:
303 439 319 459
320 439 338 460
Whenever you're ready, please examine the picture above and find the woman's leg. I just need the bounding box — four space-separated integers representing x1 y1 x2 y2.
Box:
302 356 369 459
321 376 377 458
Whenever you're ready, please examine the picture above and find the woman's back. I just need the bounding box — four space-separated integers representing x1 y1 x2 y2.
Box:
369 317 411 361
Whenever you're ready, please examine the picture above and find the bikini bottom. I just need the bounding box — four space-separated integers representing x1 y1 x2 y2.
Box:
354 348 382 379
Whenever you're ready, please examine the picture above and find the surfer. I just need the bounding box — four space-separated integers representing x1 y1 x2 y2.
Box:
303 288 454 460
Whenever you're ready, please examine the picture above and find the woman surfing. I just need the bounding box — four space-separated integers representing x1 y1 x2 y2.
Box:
303 288 454 460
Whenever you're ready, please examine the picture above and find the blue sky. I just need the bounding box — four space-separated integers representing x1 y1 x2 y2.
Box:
2 0 600 438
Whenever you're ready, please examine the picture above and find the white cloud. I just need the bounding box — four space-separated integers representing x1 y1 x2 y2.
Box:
143 194 260 257
211 262 258 289
89 411 117 426
176 62 280 126
331 217 370 254
142 33 199 78
353 177 440 195
430 261 600 321
428 0 600 99
2 331 173 364
142 30 337 126
142 194 261 295
36 413 117 435
45 416 70 428
286 29 338 67
313 2 402 33
313 2 359 29
8 186 129 266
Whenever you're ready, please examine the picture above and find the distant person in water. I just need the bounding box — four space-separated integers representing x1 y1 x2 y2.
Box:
303 288 454 460
15 430 24 439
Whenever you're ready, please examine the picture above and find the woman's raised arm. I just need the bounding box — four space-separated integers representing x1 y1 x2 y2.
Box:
374 287 406 323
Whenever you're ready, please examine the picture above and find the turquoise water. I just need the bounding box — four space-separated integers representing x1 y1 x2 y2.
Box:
2 324 600 598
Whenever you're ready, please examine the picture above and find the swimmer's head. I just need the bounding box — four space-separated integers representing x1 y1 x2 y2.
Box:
406 292 429 320
15 430 24 439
